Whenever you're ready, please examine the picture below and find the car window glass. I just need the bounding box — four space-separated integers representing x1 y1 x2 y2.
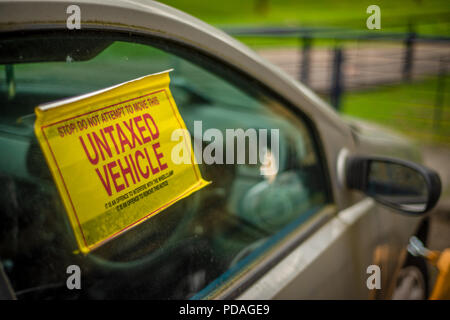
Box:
0 37 330 299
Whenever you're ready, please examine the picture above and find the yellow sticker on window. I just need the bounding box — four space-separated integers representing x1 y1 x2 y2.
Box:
34 70 209 254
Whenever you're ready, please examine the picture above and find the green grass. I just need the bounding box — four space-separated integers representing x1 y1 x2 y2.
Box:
159 1 450 146
161 0 450 35
341 75 450 146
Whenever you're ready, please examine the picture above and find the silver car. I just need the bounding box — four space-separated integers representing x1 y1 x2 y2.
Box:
0 0 441 300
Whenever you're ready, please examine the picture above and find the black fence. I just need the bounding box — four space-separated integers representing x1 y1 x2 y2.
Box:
224 26 450 128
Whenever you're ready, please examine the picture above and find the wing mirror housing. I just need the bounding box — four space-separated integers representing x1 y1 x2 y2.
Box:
345 156 441 214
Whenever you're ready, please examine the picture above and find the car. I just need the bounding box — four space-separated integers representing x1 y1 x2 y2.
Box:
0 0 442 300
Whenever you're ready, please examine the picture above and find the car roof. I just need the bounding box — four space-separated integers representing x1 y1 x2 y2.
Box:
0 0 349 134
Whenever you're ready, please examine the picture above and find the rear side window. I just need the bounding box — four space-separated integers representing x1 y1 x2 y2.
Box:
0 34 330 299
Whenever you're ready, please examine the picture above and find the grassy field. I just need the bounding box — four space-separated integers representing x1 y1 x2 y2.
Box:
161 0 449 35
160 1 450 146
341 75 450 146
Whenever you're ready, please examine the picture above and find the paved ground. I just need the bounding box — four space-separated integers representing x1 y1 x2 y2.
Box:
257 43 450 93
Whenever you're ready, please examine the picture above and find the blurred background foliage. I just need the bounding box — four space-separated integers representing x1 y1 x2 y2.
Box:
161 0 449 146
162 0 449 35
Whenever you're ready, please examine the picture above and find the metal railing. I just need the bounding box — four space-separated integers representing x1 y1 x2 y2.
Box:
224 26 449 127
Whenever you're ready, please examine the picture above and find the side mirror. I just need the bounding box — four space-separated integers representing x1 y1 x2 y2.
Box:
345 156 441 214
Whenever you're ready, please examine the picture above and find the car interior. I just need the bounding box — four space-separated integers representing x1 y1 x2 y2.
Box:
0 33 329 299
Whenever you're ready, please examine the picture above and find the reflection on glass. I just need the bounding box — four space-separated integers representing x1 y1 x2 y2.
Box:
367 161 428 212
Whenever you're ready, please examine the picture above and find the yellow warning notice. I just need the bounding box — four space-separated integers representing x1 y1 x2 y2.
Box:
34 70 209 254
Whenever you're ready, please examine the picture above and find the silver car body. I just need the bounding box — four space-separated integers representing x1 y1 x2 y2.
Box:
0 0 424 299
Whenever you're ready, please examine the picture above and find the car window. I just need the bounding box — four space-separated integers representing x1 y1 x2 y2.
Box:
0 34 330 299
